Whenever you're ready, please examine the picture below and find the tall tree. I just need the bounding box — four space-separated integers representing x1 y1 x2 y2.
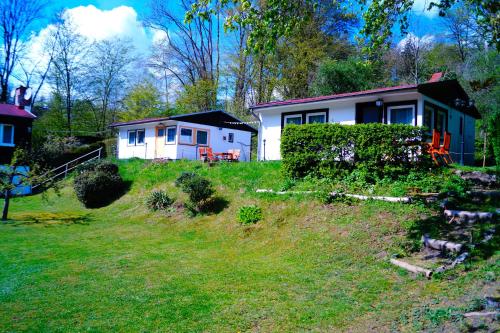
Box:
119 81 166 121
50 14 89 136
85 38 135 133
395 34 433 84
0 0 46 102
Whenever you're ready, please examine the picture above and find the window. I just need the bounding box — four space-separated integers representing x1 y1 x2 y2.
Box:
137 130 145 145
228 133 234 143
284 115 302 126
196 130 208 146
166 126 176 143
356 104 382 124
388 105 414 125
128 130 136 145
127 129 145 146
423 104 433 130
0 124 14 146
307 112 326 124
179 128 193 144
157 128 165 137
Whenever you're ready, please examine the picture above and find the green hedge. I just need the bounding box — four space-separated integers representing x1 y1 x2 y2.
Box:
281 123 430 180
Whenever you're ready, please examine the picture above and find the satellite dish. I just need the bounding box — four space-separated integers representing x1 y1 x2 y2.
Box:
24 87 32 100
10 89 16 98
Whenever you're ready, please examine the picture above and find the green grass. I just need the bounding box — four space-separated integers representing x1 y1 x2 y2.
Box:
0 159 498 332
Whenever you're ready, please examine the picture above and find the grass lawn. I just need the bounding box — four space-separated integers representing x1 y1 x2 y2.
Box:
0 160 498 332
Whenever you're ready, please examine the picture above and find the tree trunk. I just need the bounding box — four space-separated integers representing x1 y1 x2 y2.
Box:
483 131 487 167
2 190 10 221
0 83 8 103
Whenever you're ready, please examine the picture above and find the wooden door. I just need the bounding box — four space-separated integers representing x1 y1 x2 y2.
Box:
155 126 165 158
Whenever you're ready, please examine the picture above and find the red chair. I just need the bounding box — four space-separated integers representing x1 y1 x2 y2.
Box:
427 130 441 165
205 147 219 162
439 132 453 165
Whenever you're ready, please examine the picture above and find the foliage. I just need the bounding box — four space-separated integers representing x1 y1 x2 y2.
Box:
146 190 174 211
120 81 167 121
357 0 499 55
175 79 217 113
175 172 215 213
281 123 430 181
312 58 377 96
237 205 263 224
73 161 124 208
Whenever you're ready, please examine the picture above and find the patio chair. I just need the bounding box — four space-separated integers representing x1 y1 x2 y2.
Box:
427 129 441 165
230 149 241 161
205 147 219 162
199 147 208 161
439 131 453 165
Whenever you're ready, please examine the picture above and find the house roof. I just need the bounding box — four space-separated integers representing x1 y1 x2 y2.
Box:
0 104 36 119
250 79 481 119
109 110 258 133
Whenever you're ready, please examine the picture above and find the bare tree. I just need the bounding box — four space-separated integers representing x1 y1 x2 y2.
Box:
0 0 47 102
396 34 433 84
85 38 135 132
442 4 481 62
145 0 221 88
50 14 90 135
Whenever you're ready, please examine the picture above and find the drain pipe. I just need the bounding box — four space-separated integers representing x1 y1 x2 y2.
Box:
249 107 263 161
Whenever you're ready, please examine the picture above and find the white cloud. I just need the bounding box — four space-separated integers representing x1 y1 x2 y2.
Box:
412 0 439 17
397 32 435 49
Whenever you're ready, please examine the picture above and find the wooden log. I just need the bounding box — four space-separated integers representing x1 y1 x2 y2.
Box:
444 209 494 222
390 258 432 278
422 235 463 252
463 311 499 318
434 252 469 273
330 192 411 203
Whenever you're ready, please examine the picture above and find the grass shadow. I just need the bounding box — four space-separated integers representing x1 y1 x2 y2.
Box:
5 212 92 226
198 196 230 215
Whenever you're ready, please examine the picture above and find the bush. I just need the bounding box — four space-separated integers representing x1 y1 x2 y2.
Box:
238 205 263 225
95 161 119 175
146 190 174 211
74 170 124 208
281 123 430 181
175 172 215 213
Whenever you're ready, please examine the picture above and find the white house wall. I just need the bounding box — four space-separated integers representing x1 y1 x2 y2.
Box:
117 121 253 162
256 91 421 161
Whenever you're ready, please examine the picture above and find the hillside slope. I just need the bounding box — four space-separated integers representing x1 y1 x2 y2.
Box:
0 160 498 332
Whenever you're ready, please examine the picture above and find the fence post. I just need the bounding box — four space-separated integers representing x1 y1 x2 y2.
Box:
98 147 102 160
64 163 68 178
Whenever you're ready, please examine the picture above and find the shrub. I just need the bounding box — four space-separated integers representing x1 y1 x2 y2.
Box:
281 123 430 181
175 172 215 213
74 170 124 208
238 205 263 225
146 190 174 211
95 161 119 175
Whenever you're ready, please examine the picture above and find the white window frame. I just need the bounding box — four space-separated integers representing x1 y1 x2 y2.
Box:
127 128 145 146
284 115 302 126
196 129 209 146
0 124 15 147
387 105 415 125
166 126 177 144
179 127 194 145
306 112 327 124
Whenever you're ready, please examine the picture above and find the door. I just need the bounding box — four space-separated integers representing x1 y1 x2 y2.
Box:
155 126 165 158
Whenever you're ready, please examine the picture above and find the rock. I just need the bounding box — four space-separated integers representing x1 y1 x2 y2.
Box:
455 170 497 188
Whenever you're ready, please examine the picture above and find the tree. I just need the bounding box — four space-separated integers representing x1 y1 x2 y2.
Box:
50 14 90 136
312 58 377 95
357 0 499 55
85 38 135 132
175 79 218 113
1 149 53 221
120 82 166 121
395 34 434 84
0 0 47 102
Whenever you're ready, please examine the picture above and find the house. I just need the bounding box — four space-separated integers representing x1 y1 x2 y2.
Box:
110 110 257 161
0 86 36 195
250 74 480 165
0 87 35 164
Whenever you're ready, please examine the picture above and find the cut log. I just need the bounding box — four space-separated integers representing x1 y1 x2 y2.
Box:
463 311 499 318
434 252 469 273
422 235 463 252
255 189 315 195
330 192 411 203
390 258 432 278
444 210 494 222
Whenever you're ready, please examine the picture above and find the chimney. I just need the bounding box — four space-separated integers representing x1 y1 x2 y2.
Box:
428 72 443 83
14 86 31 109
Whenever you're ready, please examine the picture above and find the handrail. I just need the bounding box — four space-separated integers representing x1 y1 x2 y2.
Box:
32 147 102 189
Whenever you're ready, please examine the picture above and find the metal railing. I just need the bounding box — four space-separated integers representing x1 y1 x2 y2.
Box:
32 147 103 189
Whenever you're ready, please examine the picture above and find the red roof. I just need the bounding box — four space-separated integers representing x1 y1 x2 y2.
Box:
0 104 36 119
251 84 418 109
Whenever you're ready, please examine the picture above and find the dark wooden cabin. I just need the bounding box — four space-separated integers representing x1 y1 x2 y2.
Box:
0 87 36 164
